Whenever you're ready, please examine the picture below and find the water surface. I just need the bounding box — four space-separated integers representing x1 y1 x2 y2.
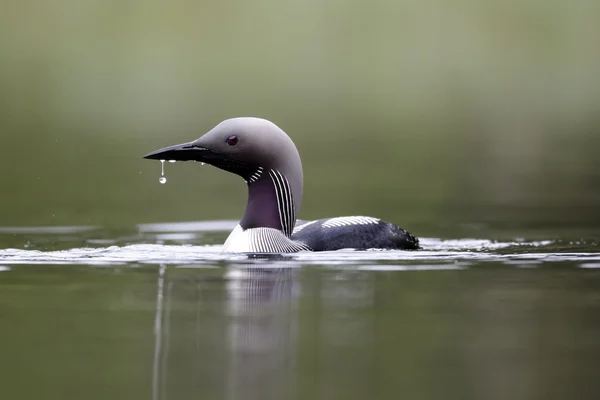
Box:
1 222 599 400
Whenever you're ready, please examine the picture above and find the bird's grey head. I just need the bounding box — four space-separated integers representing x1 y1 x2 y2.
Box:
144 117 304 234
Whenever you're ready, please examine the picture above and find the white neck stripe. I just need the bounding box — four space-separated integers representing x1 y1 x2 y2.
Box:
269 169 295 237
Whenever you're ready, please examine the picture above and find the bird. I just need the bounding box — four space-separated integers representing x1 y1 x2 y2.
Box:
144 117 419 253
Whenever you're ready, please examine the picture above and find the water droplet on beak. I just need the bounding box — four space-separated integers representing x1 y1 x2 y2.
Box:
159 160 167 184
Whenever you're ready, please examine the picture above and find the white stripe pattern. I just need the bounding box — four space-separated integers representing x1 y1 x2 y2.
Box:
322 216 380 228
223 225 311 253
269 169 295 237
248 166 264 183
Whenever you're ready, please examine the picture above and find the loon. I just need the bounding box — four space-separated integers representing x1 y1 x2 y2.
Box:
143 117 419 253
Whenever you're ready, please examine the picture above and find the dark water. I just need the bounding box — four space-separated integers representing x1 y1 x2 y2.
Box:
1 223 599 400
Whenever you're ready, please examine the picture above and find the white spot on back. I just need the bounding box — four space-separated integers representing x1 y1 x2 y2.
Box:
321 216 380 228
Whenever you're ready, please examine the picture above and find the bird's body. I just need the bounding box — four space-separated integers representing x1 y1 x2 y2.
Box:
144 117 419 253
292 217 418 251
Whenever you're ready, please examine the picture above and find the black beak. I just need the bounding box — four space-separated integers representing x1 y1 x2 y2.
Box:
144 140 247 175
143 142 214 162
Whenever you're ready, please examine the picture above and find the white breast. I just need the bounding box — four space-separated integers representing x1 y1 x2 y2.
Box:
222 225 311 253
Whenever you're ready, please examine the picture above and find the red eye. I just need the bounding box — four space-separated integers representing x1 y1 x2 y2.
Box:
226 135 238 146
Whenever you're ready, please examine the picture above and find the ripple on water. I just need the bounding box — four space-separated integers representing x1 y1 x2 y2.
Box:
0 238 598 267
0 221 598 267
137 220 238 233
356 264 466 271
580 263 600 269
0 226 98 234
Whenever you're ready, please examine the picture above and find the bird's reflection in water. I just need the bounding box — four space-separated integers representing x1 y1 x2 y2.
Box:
152 261 299 400
225 264 298 400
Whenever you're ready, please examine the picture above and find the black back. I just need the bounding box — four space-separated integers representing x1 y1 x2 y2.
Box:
292 218 420 251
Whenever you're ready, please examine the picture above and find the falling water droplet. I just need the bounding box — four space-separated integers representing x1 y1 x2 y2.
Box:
159 160 167 184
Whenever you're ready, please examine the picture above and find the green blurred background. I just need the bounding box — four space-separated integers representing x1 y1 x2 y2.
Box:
1 0 599 237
